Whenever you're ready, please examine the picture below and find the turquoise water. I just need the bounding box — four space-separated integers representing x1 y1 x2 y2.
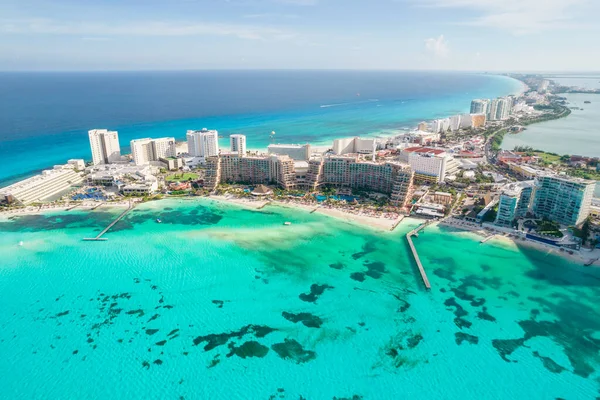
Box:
1 199 599 399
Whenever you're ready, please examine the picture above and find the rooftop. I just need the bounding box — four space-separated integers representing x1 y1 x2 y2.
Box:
404 147 447 156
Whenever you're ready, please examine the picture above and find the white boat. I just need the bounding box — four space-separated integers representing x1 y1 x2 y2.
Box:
284 222 292 226
18 241 23 246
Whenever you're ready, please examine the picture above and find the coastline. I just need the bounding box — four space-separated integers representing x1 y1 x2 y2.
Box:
438 218 600 266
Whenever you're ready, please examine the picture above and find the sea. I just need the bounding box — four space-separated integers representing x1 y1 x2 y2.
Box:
0 198 599 399
0 71 523 186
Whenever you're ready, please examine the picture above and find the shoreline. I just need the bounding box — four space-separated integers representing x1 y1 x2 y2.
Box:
438 218 600 267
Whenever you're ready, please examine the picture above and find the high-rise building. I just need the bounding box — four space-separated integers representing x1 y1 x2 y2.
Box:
487 99 498 121
495 98 511 120
230 134 247 156
186 129 219 158
449 115 462 131
332 137 376 156
417 121 429 131
152 137 176 160
531 175 595 226
89 129 121 165
495 181 535 227
470 99 489 115
267 143 311 161
130 137 176 165
400 147 459 183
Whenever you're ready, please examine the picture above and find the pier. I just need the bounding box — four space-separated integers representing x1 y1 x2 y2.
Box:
406 221 432 290
480 234 496 244
83 205 134 241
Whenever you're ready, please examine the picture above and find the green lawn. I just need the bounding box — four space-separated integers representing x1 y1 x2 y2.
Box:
534 152 561 164
165 173 199 182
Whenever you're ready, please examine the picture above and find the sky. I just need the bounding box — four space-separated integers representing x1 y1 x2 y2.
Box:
0 0 599 71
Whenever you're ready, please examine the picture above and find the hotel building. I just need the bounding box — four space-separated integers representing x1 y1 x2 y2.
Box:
230 134 247 156
0 164 84 205
332 137 377 156
130 137 176 165
267 143 311 161
400 147 459 183
204 153 414 208
495 181 535 227
470 99 490 115
187 129 219 158
531 175 595 226
89 129 121 165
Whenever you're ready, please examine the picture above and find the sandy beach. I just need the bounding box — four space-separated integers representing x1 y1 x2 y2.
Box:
439 217 600 266
0 200 133 220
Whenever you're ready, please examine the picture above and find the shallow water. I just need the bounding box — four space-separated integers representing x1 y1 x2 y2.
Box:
0 199 598 399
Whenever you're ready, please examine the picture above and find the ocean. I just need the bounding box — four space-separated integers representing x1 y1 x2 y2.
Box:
0 71 522 185
0 199 599 399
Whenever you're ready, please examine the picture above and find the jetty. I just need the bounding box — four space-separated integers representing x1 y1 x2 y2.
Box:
480 234 496 244
406 221 432 290
83 205 134 241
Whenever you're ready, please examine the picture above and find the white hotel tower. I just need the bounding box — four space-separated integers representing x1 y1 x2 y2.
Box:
230 134 247 156
89 129 121 165
186 129 219 158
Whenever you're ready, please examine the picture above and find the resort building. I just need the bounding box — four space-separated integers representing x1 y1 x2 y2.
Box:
471 114 487 128
332 137 376 156
130 137 176 165
186 129 219 158
449 115 462 131
267 143 311 161
400 147 459 183
470 99 490 115
417 122 429 131
531 175 595 226
431 118 450 134
0 164 84 205
204 152 414 208
495 181 535 227
160 157 183 171
205 153 298 191
152 137 177 160
67 159 86 170
89 129 121 165
230 134 247 156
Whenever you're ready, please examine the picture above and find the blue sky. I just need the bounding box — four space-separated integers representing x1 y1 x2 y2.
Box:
1 0 598 71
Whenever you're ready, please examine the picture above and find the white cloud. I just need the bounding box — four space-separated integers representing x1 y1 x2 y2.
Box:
417 0 592 34
0 18 296 41
424 34 449 57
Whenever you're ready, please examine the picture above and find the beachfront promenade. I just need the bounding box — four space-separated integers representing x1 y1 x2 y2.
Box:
406 221 432 290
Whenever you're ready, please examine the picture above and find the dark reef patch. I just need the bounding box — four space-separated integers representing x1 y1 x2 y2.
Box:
271 339 316 363
329 262 345 270
192 324 276 351
351 240 377 260
299 284 334 303
433 268 457 282
282 311 323 328
477 307 496 322
492 338 527 362
532 351 566 374
226 340 269 359
126 309 145 318
455 332 479 345
145 329 159 336
350 273 366 282
363 261 386 279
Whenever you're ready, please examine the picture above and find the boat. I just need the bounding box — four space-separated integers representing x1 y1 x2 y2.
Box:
156 218 162 223
284 222 292 226
584 100 591 104
18 241 23 246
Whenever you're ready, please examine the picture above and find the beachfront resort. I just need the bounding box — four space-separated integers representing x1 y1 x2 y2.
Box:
1 75 599 261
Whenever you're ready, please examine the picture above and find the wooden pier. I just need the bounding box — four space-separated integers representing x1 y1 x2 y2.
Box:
83 205 134 241
406 221 432 290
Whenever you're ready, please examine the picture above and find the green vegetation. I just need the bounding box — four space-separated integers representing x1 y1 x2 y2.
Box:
490 129 508 152
536 219 563 238
165 173 198 182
